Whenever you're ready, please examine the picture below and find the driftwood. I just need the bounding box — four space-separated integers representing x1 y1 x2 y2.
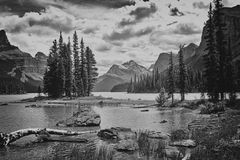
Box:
0 128 98 147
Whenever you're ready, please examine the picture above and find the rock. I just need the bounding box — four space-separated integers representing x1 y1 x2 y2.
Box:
170 139 197 148
114 139 139 152
97 128 119 140
165 146 183 159
97 127 136 140
160 120 167 123
148 131 170 140
200 102 225 114
25 104 38 108
0 103 8 106
56 107 101 127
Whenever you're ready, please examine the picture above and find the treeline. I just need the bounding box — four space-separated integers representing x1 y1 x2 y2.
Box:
127 54 204 94
203 0 240 101
43 31 98 98
0 77 25 94
128 0 240 102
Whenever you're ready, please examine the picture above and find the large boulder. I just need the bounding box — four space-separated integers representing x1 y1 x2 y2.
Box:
56 107 101 127
114 139 139 152
97 127 136 140
170 139 197 148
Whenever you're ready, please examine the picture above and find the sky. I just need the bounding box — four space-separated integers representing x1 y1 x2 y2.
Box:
0 0 239 75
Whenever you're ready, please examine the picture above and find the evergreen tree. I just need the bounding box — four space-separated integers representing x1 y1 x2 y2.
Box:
43 40 59 98
80 38 87 96
225 37 236 100
204 3 219 101
237 60 240 92
178 45 186 101
213 0 226 100
167 52 175 104
85 46 98 96
38 86 41 97
56 56 65 97
73 31 82 97
64 39 73 97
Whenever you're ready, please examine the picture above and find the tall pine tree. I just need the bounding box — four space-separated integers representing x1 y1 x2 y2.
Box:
64 39 73 98
80 38 87 96
44 40 60 98
204 3 219 101
86 46 98 96
225 37 236 100
73 31 82 97
167 52 175 104
178 45 186 101
213 0 226 100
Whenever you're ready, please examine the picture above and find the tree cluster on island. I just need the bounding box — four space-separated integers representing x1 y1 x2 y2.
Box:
129 0 240 104
43 31 98 98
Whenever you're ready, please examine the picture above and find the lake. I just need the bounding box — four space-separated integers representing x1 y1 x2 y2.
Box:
0 92 202 159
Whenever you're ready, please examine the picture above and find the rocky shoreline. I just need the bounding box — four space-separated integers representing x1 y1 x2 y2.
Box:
5 96 240 159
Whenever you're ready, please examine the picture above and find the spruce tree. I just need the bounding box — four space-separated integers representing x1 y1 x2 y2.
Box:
56 56 65 97
73 31 82 97
178 45 186 101
64 39 73 98
80 38 87 96
85 46 98 96
225 37 236 100
213 0 226 100
168 52 175 104
204 3 219 101
43 40 59 98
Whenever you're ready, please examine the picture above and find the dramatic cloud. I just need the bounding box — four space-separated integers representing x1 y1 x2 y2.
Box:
0 0 238 75
103 27 154 41
0 7 76 34
193 2 209 9
63 0 136 8
118 3 157 27
83 26 99 34
173 23 201 35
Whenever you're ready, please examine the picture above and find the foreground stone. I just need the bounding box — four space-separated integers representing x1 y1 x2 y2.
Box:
148 131 170 140
114 139 139 152
56 107 101 127
170 139 197 148
97 127 136 140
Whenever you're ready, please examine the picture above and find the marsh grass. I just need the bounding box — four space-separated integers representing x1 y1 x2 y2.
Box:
190 114 240 160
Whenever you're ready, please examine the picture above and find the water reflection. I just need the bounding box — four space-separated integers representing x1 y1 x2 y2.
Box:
0 103 199 159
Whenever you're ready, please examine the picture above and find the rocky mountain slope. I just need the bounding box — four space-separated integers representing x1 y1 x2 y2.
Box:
152 43 198 73
186 5 240 71
0 30 47 93
94 60 150 92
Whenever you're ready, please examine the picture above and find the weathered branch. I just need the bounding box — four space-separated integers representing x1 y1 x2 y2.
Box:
0 128 98 147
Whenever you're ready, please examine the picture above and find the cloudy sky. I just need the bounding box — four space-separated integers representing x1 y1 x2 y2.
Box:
0 0 239 75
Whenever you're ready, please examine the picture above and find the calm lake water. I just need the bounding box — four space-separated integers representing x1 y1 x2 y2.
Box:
0 93 201 160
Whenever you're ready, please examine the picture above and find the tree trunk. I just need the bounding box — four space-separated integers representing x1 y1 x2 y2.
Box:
0 128 98 147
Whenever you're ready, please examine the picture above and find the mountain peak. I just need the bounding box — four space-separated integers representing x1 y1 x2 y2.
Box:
0 30 11 46
0 30 17 51
122 60 137 67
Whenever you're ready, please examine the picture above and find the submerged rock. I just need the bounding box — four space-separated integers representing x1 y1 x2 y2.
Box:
56 107 101 127
165 146 183 159
97 127 136 140
115 139 139 152
148 131 170 140
170 139 197 148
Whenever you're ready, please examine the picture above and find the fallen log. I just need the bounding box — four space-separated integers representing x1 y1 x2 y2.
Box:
0 128 98 147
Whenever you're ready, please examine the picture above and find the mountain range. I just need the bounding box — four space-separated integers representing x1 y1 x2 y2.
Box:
0 5 239 93
93 60 150 92
0 30 47 93
95 5 240 92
